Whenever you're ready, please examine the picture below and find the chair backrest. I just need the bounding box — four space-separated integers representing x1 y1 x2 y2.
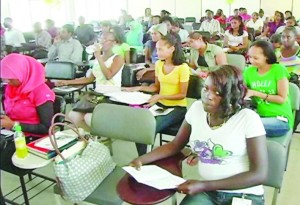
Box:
226 54 246 70
182 24 193 34
129 47 137 63
185 17 196 23
186 75 204 99
289 82 300 111
177 18 185 24
23 32 35 43
91 103 156 145
45 61 77 80
197 31 211 41
121 64 139 87
264 140 286 189
192 22 201 30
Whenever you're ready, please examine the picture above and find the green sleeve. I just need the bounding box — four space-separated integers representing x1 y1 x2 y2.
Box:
273 64 290 81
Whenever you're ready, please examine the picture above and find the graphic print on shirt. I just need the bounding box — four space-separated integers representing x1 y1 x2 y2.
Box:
250 79 276 105
192 139 232 164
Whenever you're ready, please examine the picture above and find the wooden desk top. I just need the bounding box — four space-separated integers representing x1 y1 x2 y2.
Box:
117 152 185 205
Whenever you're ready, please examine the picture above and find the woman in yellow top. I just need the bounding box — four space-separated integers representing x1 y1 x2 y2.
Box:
124 34 190 155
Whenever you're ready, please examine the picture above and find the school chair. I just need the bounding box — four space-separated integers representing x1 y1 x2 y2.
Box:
1 96 66 205
267 82 300 171
185 17 196 23
54 103 157 205
192 22 201 30
264 140 287 205
226 54 246 70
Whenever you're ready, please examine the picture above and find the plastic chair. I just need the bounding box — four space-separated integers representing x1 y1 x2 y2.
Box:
182 24 193 34
185 17 196 23
226 54 246 70
159 75 204 145
54 103 156 204
192 22 201 30
267 83 300 171
45 61 83 103
177 18 185 25
1 96 66 205
264 140 287 205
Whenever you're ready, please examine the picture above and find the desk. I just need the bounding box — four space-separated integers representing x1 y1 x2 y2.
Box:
117 152 185 205
12 153 52 170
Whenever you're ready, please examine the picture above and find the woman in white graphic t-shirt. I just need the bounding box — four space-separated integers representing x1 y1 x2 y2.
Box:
130 65 268 205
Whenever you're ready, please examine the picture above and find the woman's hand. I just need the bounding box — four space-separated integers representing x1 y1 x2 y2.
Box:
122 86 141 92
55 80 69 87
186 153 199 166
0 115 15 130
136 69 148 80
129 159 143 170
94 43 102 56
245 89 256 98
177 180 206 195
147 94 162 105
197 71 209 79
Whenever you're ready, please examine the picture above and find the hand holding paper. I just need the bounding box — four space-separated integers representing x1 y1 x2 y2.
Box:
123 165 186 190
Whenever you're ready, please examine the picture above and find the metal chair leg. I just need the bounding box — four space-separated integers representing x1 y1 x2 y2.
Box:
19 176 30 205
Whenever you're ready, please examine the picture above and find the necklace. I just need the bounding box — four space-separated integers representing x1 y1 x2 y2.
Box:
207 113 228 130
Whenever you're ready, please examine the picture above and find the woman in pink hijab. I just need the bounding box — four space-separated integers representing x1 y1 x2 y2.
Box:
1 53 55 137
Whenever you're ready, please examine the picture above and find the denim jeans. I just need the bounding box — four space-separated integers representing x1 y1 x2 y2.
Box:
260 117 290 137
180 191 265 205
135 106 187 156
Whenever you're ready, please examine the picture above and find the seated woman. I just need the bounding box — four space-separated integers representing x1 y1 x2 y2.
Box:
244 40 294 137
257 11 285 39
126 20 144 53
131 65 267 205
56 32 124 128
224 16 249 54
0 54 55 165
136 23 167 81
110 25 130 64
124 34 190 155
278 27 300 74
188 31 227 78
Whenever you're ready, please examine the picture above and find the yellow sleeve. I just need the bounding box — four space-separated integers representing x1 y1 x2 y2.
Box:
179 63 190 82
155 60 162 77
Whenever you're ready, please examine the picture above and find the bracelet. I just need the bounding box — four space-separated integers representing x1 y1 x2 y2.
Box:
264 94 269 101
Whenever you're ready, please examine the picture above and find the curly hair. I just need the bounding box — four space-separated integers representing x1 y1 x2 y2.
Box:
208 65 247 118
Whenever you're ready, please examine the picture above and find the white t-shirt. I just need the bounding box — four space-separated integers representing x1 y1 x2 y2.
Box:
225 30 248 47
185 101 266 195
4 28 25 47
178 29 189 43
92 54 124 88
246 19 264 31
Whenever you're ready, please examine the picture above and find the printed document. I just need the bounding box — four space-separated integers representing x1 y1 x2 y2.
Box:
123 165 186 190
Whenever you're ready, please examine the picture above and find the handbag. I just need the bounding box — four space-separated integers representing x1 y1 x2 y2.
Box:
49 113 116 203
72 92 105 113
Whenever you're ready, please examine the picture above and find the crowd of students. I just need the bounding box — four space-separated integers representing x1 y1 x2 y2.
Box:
1 6 299 205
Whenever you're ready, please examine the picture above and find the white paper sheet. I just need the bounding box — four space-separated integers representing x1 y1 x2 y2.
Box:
148 105 174 116
94 85 121 94
104 91 151 105
123 165 186 190
54 86 79 92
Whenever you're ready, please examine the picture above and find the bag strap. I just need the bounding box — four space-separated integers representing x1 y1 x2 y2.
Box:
48 113 88 161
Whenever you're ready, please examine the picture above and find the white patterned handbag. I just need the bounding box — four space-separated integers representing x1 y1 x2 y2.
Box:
49 113 116 203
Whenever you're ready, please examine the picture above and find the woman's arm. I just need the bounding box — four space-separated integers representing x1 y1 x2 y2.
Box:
247 78 289 104
145 47 152 65
124 50 130 64
131 120 191 166
215 52 227 65
223 35 229 47
239 36 249 49
55 72 95 86
95 54 124 80
21 101 54 134
178 135 268 194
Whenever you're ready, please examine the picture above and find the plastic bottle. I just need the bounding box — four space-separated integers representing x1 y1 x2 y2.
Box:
14 122 28 159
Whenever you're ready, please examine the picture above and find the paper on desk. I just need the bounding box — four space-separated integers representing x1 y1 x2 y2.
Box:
123 165 186 190
54 86 79 92
105 91 151 105
94 85 121 94
149 104 174 116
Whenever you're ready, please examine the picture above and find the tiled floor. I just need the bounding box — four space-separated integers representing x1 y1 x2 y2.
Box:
2 128 300 205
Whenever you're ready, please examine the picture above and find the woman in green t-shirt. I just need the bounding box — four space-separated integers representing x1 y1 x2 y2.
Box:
244 40 293 137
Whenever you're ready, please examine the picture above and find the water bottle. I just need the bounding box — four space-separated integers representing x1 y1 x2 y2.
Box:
14 122 28 159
